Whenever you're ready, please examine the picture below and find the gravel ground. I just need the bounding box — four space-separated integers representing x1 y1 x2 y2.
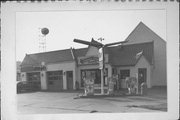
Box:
17 87 167 114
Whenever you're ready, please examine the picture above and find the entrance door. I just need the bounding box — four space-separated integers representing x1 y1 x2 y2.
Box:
66 71 73 90
138 68 147 88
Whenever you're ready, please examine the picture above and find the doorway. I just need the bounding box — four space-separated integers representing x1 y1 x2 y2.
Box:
138 68 147 88
66 71 73 90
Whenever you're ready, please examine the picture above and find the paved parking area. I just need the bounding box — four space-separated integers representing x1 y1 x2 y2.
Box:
17 88 167 114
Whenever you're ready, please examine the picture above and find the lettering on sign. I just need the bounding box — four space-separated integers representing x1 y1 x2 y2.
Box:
78 56 99 65
34 66 46 71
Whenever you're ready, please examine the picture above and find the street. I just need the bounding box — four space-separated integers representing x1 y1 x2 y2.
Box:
17 88 167 114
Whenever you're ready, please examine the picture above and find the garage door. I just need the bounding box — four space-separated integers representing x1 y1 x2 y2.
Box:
47 71 63 91
27 72 41 90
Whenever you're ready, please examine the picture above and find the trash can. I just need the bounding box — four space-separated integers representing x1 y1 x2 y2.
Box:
141 82 147 95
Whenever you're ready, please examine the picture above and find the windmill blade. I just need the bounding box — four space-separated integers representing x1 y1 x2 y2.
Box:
105 39 129 47
73 39 103 48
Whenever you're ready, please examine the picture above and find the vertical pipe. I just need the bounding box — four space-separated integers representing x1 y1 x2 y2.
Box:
136 73 139 94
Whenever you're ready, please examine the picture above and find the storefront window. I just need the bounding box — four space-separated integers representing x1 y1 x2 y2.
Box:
81 69 101 87
120 69 130 79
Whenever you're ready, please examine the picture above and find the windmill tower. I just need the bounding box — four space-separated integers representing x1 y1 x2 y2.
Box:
39 27 49 52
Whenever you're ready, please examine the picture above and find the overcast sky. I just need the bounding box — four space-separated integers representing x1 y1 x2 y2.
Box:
16 9 166 61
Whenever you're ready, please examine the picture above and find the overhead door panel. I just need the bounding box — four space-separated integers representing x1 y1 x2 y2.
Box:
47 71 63 91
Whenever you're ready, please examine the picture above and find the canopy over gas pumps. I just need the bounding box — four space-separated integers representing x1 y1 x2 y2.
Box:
73 38 128 95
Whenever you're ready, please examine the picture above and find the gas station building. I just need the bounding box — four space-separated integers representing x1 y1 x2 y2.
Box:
20 22 167 91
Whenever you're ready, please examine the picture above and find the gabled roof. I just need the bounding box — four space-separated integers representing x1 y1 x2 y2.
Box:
73 41 154 66
73 47 88 58
107 41 154 66
21 48 74 66
21 41 153 69
124 22 166 45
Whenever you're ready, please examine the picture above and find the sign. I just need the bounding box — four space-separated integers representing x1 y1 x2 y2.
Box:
34 66 46 71
21 65 46 72
98 48 103 62
78 56 99 65
98 48 103 69
99 61 103 69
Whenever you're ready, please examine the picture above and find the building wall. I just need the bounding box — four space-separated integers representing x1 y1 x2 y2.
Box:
117 56 152 88
152 40 166 86
117 66 134 88
125 27 167 86
47 61 76 90
135 56 152 88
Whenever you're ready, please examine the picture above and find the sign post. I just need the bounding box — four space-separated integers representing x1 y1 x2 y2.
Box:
99 47 104 94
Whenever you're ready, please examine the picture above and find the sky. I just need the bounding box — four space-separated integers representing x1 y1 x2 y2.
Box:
16 9 166 61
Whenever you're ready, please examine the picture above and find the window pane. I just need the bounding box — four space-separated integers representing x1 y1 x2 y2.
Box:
47 70 63 81
120 70 130 79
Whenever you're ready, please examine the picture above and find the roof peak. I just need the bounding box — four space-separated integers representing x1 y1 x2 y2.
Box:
124 21 165 44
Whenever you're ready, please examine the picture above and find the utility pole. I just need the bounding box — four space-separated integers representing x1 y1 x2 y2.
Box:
73 38 128 95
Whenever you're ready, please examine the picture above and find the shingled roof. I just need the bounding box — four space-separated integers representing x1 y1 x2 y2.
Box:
72 41 154 66
107 41 154 66
21 48 74 66
73 47 88 58
21 41 154 71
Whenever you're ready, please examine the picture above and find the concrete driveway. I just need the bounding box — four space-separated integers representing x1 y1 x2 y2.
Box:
17 88 167 114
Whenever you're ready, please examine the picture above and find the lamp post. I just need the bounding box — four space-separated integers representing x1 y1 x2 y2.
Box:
73 38 128 95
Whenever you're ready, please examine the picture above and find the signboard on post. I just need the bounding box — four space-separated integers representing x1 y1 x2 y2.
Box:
98 48 103 61
99 48 103 69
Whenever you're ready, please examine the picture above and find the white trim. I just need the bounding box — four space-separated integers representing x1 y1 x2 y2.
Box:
70 47 75 60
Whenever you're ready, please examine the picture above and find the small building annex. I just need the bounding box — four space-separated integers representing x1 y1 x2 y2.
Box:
20 22 167 91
